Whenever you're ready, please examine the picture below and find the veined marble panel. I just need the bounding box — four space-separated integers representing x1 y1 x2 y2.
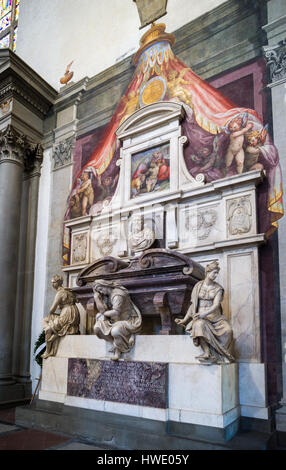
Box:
239 362 267 408
188 248 260 361
168 363 238 416
71 230 89 266
41 356 68 397
227 250 260 361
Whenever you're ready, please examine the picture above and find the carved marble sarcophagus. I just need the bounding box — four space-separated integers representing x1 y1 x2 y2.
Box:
73 248 204 335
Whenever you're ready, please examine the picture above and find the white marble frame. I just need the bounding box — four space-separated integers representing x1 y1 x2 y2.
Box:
114 101 204 211
121 127 180 207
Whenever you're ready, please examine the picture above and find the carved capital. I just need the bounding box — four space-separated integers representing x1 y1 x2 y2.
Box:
0 125 43 174
24 143 44 176
0 125 27 167
53 136 75 170
263 39 286 83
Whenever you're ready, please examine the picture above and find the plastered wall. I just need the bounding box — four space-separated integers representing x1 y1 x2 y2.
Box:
16 0 225 90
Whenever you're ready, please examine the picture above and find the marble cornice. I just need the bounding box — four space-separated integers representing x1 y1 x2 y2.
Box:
0 49 58 119
262 14 286 35
54 77 89 113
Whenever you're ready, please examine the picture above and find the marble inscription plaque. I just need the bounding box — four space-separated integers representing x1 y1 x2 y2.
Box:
67 358 168 409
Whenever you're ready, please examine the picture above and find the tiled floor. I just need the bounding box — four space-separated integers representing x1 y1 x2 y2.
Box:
0 406 108 450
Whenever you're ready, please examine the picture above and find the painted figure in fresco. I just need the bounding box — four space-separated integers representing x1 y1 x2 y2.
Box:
118 89 140 124
244 127 267 172
175 261 234 364
69 194 82 219
93 280 142 361
189 136 223 182
224 114 253 175
131 173 146 194
76 168 95 216
145 159 161 192
97 173 119 202
131 149 170 196
153 151 170 182
42 275 80 359
167 68 193 107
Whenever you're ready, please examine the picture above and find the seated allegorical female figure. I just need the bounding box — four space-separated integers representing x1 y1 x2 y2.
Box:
42 275 80 359
175 261 234 364
93 280 142 361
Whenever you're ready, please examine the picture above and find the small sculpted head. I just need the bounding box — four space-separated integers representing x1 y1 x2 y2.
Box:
93 281 111 296
205 261 220 281
132 215 143 233
51 275 63 290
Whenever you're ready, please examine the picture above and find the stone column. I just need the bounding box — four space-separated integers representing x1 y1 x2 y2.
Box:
13 145 43 392
0 125 27 402
262 0 286 439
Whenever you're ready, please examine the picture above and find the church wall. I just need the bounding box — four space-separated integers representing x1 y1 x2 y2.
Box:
16 0 226 91
263 0 286 437
25 0 284 432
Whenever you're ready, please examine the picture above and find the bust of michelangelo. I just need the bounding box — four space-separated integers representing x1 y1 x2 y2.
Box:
129 215 155 253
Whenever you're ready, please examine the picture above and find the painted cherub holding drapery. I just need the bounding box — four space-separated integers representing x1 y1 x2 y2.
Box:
223 113 253 175
243 126 268 172
167 68 193 108
76 168 95 216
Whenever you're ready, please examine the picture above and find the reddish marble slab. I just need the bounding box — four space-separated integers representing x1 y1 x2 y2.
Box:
0 429 70 450
67 358 168 409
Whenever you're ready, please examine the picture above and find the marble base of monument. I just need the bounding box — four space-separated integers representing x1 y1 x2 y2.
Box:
38 335 239 432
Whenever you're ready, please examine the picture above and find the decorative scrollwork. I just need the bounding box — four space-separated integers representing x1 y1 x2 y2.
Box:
195 173 205 184
263 39 286 83
53 136 75 169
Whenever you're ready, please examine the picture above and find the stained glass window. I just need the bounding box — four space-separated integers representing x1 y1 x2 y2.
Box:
0 0 19 50
0 33 9 48
0 11 11 33
1 1 12 18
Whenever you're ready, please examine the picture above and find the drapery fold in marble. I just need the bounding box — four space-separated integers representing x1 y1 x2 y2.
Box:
93 280 142 361
176 261 234 364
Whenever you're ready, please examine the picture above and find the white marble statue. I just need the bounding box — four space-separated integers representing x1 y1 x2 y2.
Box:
93 280 142 361
42 275 80 359
175 261 235 364
129 214 155 252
